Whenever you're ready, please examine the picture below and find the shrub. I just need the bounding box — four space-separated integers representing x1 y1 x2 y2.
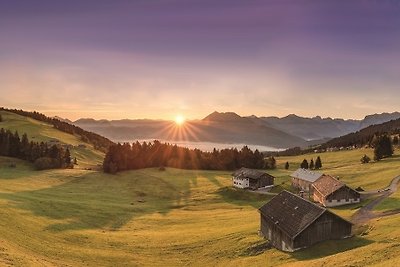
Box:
34 157 55 170
360 154 371 164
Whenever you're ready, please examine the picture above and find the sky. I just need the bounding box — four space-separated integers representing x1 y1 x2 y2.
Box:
1 0 400 121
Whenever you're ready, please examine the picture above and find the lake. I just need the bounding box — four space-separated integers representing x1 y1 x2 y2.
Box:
121 139 284 152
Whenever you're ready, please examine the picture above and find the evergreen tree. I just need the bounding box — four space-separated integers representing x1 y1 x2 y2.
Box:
315 156 322 169
309 159 315 170
393 135 399 146
284 161 289 170
0 114 2 122
20 133 30 159
64 148 72 166
373 134 393 161
300 159 309 169
264 156 276 169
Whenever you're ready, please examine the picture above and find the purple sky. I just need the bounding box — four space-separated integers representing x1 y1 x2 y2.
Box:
1 0 400 120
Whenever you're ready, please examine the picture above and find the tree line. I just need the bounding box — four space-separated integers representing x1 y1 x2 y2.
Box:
0 128 72 170
0 108 114 152
103 141 274 173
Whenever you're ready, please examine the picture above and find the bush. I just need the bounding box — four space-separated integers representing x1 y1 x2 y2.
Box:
34 157 56 170
360 154 371 164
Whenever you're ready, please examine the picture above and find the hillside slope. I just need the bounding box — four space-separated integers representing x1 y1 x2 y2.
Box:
0 110 104 167
322 117 400 149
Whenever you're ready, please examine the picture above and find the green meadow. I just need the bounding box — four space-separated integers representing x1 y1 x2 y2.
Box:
0 110 104 167
0 112 400 266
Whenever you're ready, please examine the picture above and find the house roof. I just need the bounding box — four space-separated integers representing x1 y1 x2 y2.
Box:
312 175 360 198
258 190 326 238
312 175 344 197
290 168 323 183
232 167 274 180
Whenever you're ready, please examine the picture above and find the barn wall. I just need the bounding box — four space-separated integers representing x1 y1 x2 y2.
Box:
259 175 274 187
293 212 352 249
325 186 360 207
232 177 249 188
291 178 312 192
260 215 294 252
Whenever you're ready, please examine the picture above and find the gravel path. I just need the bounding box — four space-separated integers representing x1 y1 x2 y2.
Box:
352 176 400 225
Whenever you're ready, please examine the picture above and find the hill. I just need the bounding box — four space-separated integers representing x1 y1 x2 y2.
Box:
0 110 105 167
322 117 400 149
0 147 400 265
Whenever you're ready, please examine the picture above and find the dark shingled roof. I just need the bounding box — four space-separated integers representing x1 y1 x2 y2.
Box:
232 167 273 180
259 190 326 238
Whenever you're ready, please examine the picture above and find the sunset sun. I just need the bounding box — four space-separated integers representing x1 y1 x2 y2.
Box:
175 115 185 125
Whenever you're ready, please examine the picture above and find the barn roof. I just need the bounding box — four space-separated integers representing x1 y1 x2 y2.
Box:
258 190 326 238
232 167 273 180
290 168 323 183
312 175 344 197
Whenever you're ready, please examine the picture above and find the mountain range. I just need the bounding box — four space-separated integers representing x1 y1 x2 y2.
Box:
72 111 400 149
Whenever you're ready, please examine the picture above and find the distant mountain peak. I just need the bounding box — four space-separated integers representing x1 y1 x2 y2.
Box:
203 111 243 121
284 114 301 119
53 116 72 123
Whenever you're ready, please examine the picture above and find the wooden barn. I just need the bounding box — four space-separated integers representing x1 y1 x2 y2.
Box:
290 168 323 192
232 168 274 190
259 190 352 252
312 175 361 207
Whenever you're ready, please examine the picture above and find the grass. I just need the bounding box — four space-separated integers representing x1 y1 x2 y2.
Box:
0 156 400 266
1 113 400 265
275 149 400 191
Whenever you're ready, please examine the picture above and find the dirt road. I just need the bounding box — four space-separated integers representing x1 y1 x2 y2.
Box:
352 176 400 225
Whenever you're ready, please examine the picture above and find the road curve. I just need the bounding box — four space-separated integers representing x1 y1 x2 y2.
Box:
352 176 400 225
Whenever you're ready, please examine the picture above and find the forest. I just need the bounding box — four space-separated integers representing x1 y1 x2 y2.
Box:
0 107 114 152
103 140 273 173
0 128 72 170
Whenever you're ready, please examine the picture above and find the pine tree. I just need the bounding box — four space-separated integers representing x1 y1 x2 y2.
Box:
300 159 309 169
64 148 72 166
285 161 289 170
315 156 322 169
393 135 399 146
309 159 315 169
0 114 3 122
373 134 393 161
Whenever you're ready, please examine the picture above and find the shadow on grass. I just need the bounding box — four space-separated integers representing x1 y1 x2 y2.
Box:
0 168 198 232
215 187 273 209
290 236 374 261
240 240 272 256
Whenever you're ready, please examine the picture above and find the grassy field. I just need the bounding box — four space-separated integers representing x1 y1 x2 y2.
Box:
0 112 400 266
0 155 400 266
0 110 104 167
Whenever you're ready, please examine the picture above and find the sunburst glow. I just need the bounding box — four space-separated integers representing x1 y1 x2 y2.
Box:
175 115 185 126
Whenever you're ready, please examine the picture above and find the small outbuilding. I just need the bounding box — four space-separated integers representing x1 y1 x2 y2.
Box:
290 168 323 192
312 175 361 207
259 190 352 252
232 168 274 190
